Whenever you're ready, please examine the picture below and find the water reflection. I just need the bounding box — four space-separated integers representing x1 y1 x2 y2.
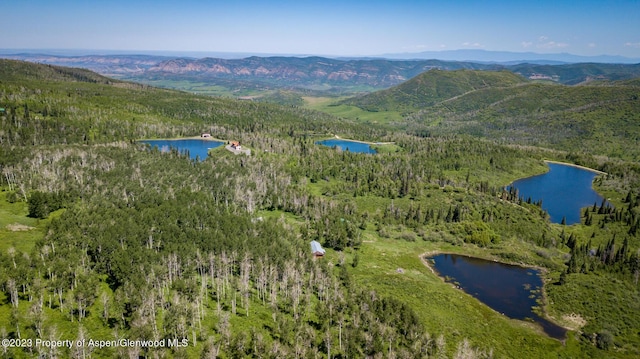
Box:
140 139 224 161
510 163 607 224
428 253 566 339
316 139 377 154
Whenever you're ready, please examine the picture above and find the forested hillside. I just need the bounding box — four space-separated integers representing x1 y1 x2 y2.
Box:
508 62 640 85
341 70 527 112
1 60 640 358
344 69 640 161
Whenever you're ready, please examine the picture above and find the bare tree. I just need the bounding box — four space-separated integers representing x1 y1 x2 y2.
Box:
239 253 252 317
7 278 19 308
324 328 333 359
29 293 45 338
101 292 110 323
436 334 447 359
7 247 16 269
0 327 7 356
201 336 220 359
218 312 231 349
2 166 17 192
71 326 92 359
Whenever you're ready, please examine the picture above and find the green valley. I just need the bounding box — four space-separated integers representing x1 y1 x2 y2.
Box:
1 59 639 358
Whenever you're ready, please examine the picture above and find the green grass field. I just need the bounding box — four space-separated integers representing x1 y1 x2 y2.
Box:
302 96 404 124
130 79 266 98
0 191 46 254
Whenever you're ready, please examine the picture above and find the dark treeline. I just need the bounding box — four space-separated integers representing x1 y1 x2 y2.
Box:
566 192 640 279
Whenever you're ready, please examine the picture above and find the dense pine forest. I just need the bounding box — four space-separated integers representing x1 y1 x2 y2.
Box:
1 59 640 358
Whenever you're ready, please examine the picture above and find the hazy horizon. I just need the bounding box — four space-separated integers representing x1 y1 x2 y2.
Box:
2 48 639 65
2 1 639 59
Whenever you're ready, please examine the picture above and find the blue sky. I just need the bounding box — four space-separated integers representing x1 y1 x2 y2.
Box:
2 0 639 57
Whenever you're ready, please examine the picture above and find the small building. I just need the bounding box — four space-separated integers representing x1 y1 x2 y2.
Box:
230 141 241 150
201 133 211 138
310 241 326 257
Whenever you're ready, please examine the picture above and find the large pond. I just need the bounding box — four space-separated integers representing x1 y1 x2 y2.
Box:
428 253 566 340
510 162 606 225
316 139 377 154
140 139 224 161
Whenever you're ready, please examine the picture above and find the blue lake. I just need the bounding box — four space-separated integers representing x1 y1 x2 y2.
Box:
510 162 606 225
316 139 377 154
428 253 566 340
140 139 224 161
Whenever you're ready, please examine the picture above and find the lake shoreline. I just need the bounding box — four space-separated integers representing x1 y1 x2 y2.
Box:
505 159 606 187
420 250 572 338
510 161 608 224
332 135 395 145
139 137 226 161
543 160 607 175
140 135 228 143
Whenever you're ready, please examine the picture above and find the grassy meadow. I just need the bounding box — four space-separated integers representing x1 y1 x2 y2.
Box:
302 96 404 125
0 191 49 254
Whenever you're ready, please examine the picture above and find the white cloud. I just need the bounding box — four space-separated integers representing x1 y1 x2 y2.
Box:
588 43 596 48
462 42 484 48
625 42 640 48
523 36 569 50
538 41 568 49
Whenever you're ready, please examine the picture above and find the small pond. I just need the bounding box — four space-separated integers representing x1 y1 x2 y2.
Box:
428 253 566 339
510 162 607 225
316 139 377 154
140 139 224 161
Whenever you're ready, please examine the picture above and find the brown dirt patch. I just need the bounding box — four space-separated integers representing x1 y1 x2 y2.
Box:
6 223 35 231
561 313 587 330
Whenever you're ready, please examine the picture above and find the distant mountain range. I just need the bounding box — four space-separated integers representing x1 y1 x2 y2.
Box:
378 49 640 64
2 51 640 92
3 48 639 63
142 56 502 89
0 53 170 77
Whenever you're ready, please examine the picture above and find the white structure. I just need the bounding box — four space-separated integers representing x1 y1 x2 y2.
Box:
310 240 326 257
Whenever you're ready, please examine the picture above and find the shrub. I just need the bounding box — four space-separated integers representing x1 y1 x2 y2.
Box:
28 191 70 218
596 330 614 350
398 231 417 242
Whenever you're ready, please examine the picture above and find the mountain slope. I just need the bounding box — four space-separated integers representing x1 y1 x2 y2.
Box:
0 54 169 76
341 69 528 112
0 58 119 84
4 53 640 95
0 59 359 146
143 56 500 89
419 83 640 159
341 69 640 159
509 62 640 85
